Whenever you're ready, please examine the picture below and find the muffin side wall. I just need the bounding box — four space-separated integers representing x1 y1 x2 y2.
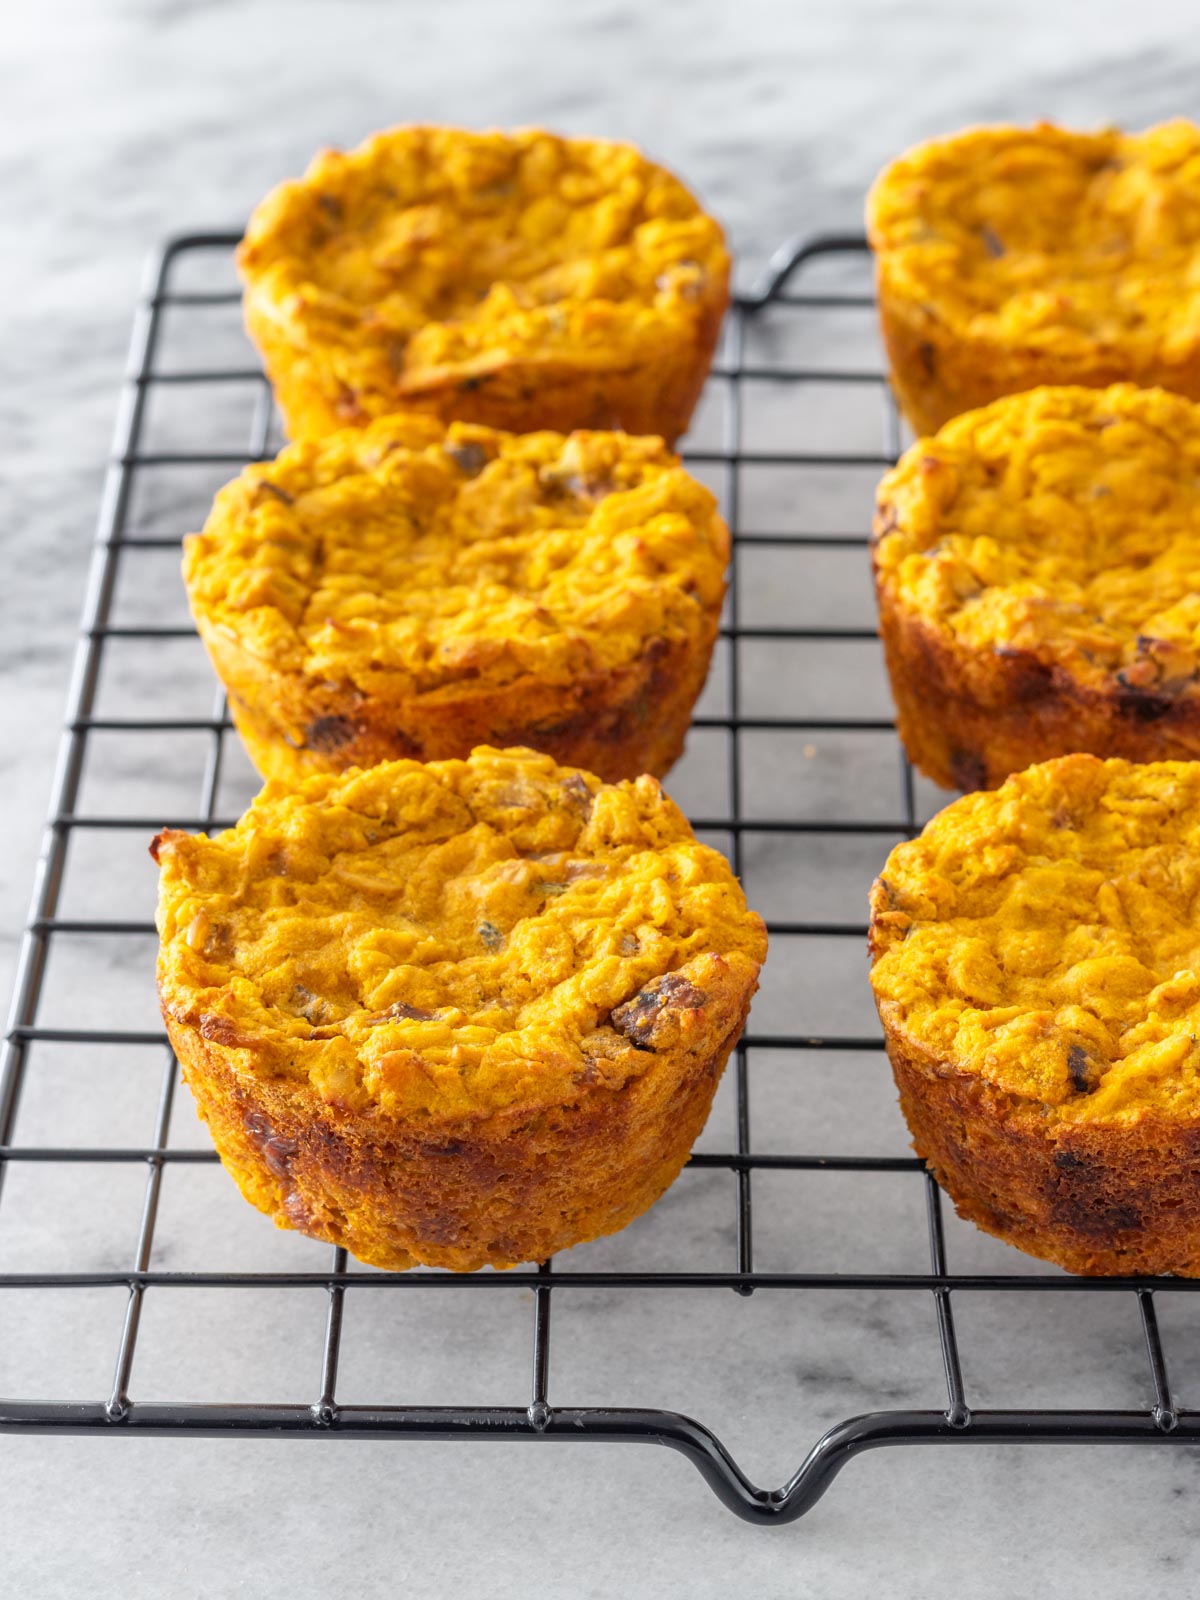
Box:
876 271 1200 437
880 1012 1200 1276
874 558 1200 791
166 986 755 1273
198 605 722 786
246 269 728 446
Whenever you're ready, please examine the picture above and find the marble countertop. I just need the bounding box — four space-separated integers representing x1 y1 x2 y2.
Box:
5 1 1200 1593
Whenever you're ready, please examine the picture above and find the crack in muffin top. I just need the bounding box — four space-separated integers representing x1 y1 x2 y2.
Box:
238 126 728 375
870 755 1200 1122
184 416 729 695
874 384 1200 689
154 748 766 1120
867 121 1200 356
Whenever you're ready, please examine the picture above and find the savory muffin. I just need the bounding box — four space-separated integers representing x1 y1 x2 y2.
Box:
867 120 1200 434
153 747 767 1272
873 384 1200 792
184 414 729 786
239 125 729 443
871 754 1200 1276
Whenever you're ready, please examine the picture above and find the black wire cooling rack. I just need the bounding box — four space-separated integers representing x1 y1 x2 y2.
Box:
2 231 1198 1525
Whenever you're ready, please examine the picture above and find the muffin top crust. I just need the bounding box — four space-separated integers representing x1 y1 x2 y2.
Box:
238 125 728 383
873 384 1200 696
867 120 1200 358
154 748 766 1120
870 755 1200 1122
184 414 729 695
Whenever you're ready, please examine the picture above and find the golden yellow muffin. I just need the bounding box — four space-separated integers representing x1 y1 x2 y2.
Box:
239 125 730 443
153 747 766 1272
867 120 1200 434
870 754 1200 1276
184 414 729 786
873 384 1200 792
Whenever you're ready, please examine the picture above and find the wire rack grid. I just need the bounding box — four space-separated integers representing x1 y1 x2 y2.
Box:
1 231 1198 1525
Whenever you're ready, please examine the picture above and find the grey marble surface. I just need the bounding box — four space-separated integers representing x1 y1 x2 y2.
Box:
6 1 1200 1594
